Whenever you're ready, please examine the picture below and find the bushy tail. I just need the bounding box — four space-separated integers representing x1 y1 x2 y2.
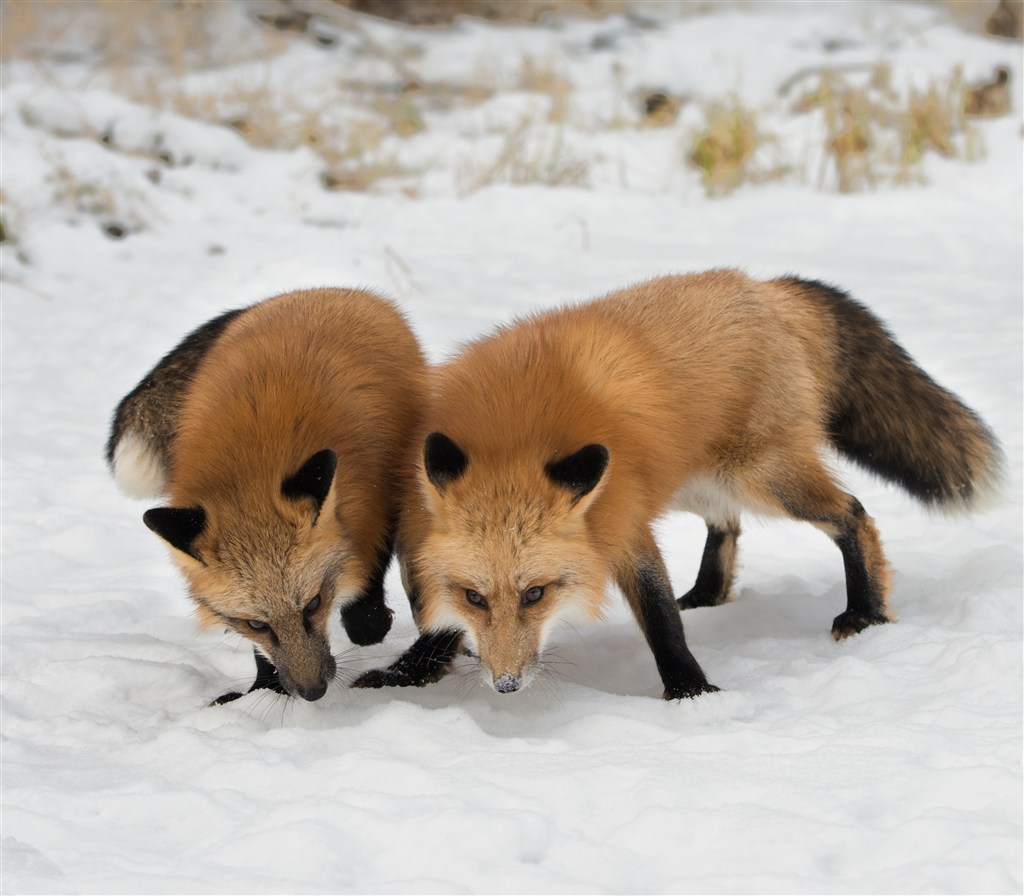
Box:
786 278 1005 512
106 308 243 498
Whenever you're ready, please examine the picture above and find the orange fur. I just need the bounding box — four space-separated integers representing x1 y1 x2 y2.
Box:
151 288 426 699
395 270 1001 694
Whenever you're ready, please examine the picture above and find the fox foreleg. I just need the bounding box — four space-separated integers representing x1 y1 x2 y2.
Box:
351 629 463 689
341 544 396 646
211 648 287 706
617 531 719 700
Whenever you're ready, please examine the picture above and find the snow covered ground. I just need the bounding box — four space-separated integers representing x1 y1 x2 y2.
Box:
2 1 1021 892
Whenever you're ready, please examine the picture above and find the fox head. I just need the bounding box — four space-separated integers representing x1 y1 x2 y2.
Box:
144 449 363 701
411 432 611 694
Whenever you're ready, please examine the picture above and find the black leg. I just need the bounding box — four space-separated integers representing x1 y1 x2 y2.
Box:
772 474 893 640
678 521 739 609
830 500 891 638
341 547 395 646
617 533 718 700
211 648 288 705
351 629 463 689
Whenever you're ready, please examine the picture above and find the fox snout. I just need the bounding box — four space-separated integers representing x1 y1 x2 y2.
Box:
284 657 335 701
493 673 521 694
477 629 539 695
271 637 337 702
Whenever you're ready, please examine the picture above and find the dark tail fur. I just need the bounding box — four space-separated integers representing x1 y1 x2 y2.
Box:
106 308 243 485
783 278 1004 512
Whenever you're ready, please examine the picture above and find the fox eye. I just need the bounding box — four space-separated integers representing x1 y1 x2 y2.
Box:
465 589 488 609
247 619 268 632
522 586 545 606
304 594 322 617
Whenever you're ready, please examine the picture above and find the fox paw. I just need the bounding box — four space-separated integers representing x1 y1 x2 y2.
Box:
831 610 890 640
210 650 287 705
663 680 720 700
676 586 729 610
342 598 394 646
351 668 399 689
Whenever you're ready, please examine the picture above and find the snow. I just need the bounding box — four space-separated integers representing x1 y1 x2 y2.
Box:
2 1 1021 893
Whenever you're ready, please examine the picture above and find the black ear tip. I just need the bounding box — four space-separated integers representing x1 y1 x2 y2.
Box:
545 443 610 502
424 432 468 490
143 506 207 560
302 447 337 476
573 444 610 483
143 505 203 532
424 432 456 455
582 444 609 466
282 449 338 512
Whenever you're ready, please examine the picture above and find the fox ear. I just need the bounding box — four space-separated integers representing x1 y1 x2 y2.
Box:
144 506 206 562
282 449 337 520
424 432 468 491
545 444 609 505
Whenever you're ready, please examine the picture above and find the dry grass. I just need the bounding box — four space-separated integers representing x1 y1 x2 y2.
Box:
791 64 984 192
1 1 482 192
687 97 786 196
456 118 589 195
804 71 881 192
332 0 630 25
1 0 283 74
42 147 152 237
147 79 425 190
901 74 962 165
1 0 1005 201
49 163 117 219
517 54 574 123
152 79 280 146
318 118 410 193
685 61 989 196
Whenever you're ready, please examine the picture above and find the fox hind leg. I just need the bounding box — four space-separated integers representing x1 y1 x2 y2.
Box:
758 460 892 639
678 519 740 609
826 499 893 638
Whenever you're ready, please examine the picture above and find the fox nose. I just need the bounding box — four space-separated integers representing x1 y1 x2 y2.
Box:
297 680 328 702
494 673 521 694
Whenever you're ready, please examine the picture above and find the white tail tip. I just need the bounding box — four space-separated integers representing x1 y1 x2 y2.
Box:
111 433 167 499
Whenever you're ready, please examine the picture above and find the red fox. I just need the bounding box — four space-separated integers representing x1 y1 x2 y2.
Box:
107 288 426 702
353 270 1003 699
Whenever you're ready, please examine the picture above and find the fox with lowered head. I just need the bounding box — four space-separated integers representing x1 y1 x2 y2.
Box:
108 288 426 703
354 270 1003 699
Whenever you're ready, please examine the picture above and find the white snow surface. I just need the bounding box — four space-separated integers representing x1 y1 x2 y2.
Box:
2 2 1022 893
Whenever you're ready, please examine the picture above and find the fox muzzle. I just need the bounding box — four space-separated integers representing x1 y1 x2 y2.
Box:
279 653 336 702
493 673 522 694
